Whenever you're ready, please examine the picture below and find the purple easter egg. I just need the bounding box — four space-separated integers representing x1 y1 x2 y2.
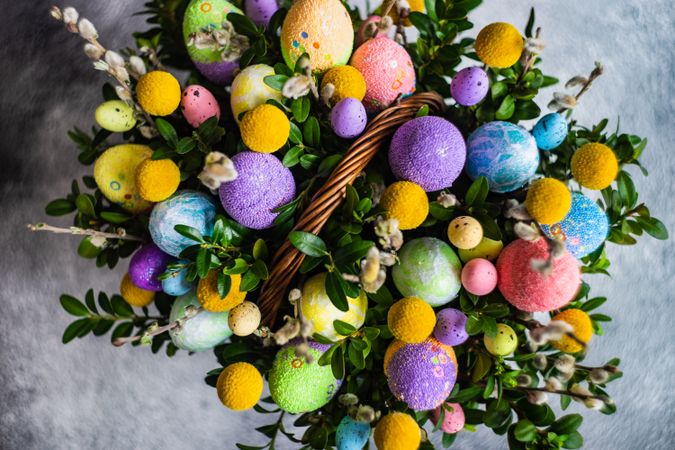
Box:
331 98 368 139
193 60 239 86
434 308 469 346
451 67 489 106
181 85 221 128
386 339 457 411
245 0 279 26
388 116 466 192
128 243 174 292
219 152 296 229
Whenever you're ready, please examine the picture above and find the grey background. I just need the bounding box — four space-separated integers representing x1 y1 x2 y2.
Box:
1 1 673 449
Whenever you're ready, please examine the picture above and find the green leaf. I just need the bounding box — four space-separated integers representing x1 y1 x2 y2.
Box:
484 399 511 428
45 199 75 216
289 122 303 144
325 271 349 312
474 214 502 240
442 432 456 448
466 315 483 335
62 318 91 343
250 259 269 280
303 117 320 147
450 385 483 403
155 118 178 147
263 74 289 91
240 270 260 292
491 81 508 100
217 272 232 299
635 216 668 240
100 211 131 224
465 176 489 206
429 202 455 221
416 104 430 117
333 240 374 267
331 345 345 379
111 295 134 316
176 137 196 154
562 431 584 449
472 352 493 382
60 295 89 316
252 238 268 260
580 297 607 312
347 342 365 369
548 414 583 435
75 194 96 217
333 320 357 336
282 145 304 167
495 95 515 120
223 258 249 275
227 12 261 37
174 224 206 243
291 96 311 122
288 231 328 257
513 419 537 442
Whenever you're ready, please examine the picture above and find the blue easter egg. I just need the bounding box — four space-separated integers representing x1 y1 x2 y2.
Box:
149 190 217 257
161 260 195 296
466 121 539 193
169 291 232 352
336 416 370 450
541 192 609 258
532 113 568 151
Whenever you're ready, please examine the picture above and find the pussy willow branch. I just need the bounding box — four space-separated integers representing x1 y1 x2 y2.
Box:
112 307 204 347
518 27 542 82
512 316 587 349
27 223 145 242
557 63 604 113
513 385 607 401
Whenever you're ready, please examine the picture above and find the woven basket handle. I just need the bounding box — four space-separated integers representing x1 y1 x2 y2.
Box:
258 91 446 327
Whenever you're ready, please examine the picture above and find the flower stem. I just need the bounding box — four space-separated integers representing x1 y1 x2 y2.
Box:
112 307 204 347
27 223 145 242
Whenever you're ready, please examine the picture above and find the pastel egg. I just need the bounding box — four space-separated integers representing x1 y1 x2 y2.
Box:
461 258 498 296
484 323 518 356
230 64 283 124
128 243 174 292
245 0 278 26
458 237 504 263
336 416 371 450
431 402 465 434
280 0 354 73
450 67 489 106
161 261 195 296
330 98 367 139
433 308 469 346
93 144 153 213
447 216 483 249
180 85 221 128
95 100 136 132
532 112 568 151
169 290 232 352
228 301 262 336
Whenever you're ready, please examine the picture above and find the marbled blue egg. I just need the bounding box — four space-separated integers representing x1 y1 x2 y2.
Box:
169 290 232 352
149 190 217 257
331 98 367 139
336 416 370 450
161 260 195 296
466 121 539 193
532 113 568 151
541 192 609 258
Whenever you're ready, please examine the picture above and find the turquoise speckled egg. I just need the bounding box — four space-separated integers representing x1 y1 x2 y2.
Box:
532 113 568 151
95 100 136 132
161 260 195 296
336 416 371 450
169 290 232 351
392 237 462 307
149 190 217 257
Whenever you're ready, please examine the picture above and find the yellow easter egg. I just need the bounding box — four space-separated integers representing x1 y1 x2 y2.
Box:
94 144 154 213
230 64 283 124
484 323 518 356
447 216 484 249
95 100 136 132
458 237 504 263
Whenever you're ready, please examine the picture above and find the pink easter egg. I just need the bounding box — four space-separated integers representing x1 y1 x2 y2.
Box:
431 402 465 434
180 85 221 128
461 258 498 296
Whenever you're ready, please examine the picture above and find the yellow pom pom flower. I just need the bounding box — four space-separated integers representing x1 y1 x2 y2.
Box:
120 273 155 307
525 178 572 225
551 308 593 353
475 22 524 68
135 158 181 202
571 143 619 190
387 297 436 343
216 362 264 410
240 104 290 153
380 181 429 230
136 71 181 116
320 65 366 104
374 412 421 450
197 271 246 312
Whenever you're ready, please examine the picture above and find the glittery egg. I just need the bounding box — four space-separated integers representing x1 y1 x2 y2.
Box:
447 216 484 249
350 37 416 111
458 237 504 263
169 290 232 352
336 416 371 450
330 98 367 139
230 64 283 124
227 301 261 336
461 258 498 296
94 144 153 213
161 260 195 296
466 121 539 193
541 192 609 258
244 0 278 26
386 338 458 411
431 402 465 434
388 116 466 192
356 15 384 46
128 243 174 292
269 340 342 413
280 0 353 73
180 85 221 128
484 323 518 356
450 67 489 106
183 0 246 85
95 100 136 132
219 152 296 230
433 308 469 346
392 237 462 307
532 112 568 151
497 239 581 312
149 190 217 257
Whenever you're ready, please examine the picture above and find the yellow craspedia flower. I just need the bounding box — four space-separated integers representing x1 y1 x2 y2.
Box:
380 181 429 230
120 273 155 307
320 65 367 104
475 22 524 68
135 158 181 202
551 308 593 353
387 297 436 343
197 271 246 312
374 412 421 450
571 143 619 190
216 362 264 410
136 71 181 116
388 0 425 27
240 104 290 153
525 178 572 225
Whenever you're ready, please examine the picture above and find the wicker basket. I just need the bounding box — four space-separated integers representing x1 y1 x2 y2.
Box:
258 91 446 327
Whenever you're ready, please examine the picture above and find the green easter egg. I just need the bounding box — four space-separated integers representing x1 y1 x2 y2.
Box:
169 291 232 352
95 100 136 132
458 237 504 263
483 323 518 356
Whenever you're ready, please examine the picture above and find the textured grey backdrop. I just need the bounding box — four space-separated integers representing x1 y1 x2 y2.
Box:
1 1 673 449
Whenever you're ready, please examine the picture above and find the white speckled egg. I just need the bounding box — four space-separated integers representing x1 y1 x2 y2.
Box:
230 64 283 124
227 301 261 336
95 100 136 132
181 85 221 128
